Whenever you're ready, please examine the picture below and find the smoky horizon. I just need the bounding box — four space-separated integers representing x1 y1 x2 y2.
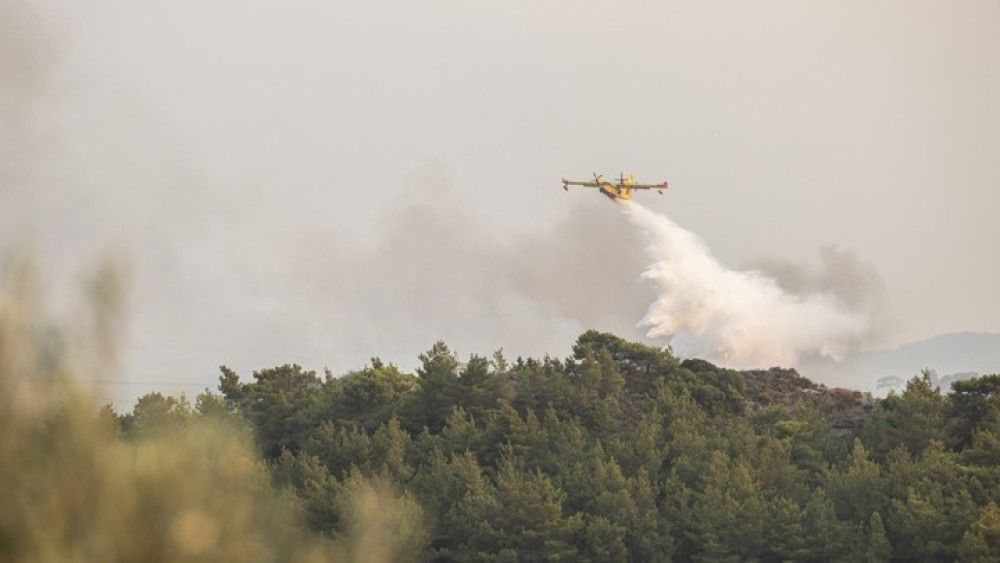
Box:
3 0 999 406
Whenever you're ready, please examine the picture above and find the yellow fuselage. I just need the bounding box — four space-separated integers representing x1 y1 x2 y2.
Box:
599 184 634 200
599 176 637 200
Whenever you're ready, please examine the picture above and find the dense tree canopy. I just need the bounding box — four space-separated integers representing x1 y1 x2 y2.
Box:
78 332 1000 561
107 331 1000 561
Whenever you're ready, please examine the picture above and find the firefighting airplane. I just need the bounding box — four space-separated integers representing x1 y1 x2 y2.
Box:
561 172 668 201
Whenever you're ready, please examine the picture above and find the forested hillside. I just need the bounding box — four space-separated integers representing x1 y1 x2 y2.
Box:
109 331 1000 561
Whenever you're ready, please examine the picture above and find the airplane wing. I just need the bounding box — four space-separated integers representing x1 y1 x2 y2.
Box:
629 181 669 190
561 179 602 187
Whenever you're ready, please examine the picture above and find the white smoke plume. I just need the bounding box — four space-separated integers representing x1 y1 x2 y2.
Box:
623 201 868 368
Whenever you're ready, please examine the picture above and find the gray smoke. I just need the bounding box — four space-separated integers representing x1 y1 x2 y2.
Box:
743 245 891 348
3 0 900 405
0 0 652 385
266 161 654 365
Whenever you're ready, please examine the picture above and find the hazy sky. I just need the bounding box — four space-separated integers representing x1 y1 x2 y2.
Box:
3 0 999 404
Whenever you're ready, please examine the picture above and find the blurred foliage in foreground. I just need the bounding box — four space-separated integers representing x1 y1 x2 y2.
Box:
0 258 425 562
4 256 1000 562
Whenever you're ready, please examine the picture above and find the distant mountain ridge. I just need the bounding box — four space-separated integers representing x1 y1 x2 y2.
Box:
800 332 1000 393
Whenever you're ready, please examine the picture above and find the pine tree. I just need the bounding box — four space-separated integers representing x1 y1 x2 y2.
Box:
472 457 583 560
414 341 461 432
825 439 885 522
867 512 891 563
863 371 946 458
958 502 1000 562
